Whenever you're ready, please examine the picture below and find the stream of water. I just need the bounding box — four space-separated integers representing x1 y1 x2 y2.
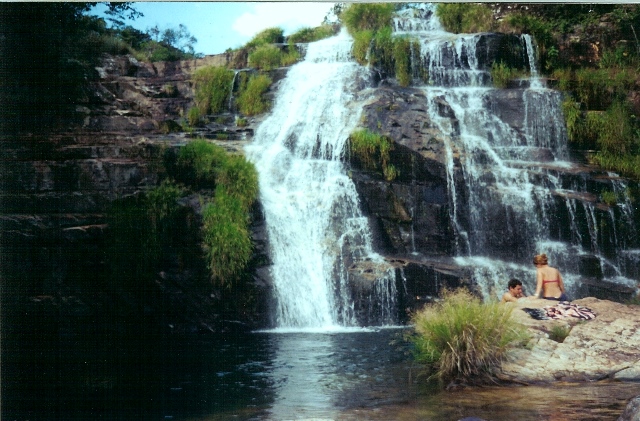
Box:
245 29 397 329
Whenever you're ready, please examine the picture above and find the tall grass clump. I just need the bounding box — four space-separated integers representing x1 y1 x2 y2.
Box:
394 37 415 87
491 61 520 88
341 3 396 35
411 289 529 384
436 3 494 34
349 129 397 181
202 187 253 287
236 73 272 116
288 25 337 43
248 44 284 70
192 66 234 116
202 154 258 287
170 138 259 287
352 30 375 65
176 139 227 187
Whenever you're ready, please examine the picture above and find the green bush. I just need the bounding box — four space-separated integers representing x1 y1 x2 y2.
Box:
248 44 283 70
342 3 395 35
288 25 337 43
436 3 494 34
411 289 529 384
193 66 235 115
280 48 301 67
217 154 259 211
176 139 227 187
600 190 618 206
246 27 284 48
237 73 272 116
598 100 636 155
349 129 397 181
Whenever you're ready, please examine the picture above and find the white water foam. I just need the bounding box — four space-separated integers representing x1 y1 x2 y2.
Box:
246 29 396 329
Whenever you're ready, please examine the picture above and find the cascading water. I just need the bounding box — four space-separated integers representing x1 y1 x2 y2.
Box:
395 4 639 299
246 29 397 329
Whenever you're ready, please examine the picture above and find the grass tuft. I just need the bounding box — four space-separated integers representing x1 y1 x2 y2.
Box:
548 324 571 343
192 66 235 115
410 289 530 384
236 73 272 116
349 129 397 181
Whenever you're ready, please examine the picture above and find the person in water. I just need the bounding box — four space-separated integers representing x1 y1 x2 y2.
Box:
532 253 568 301
501 278 525 303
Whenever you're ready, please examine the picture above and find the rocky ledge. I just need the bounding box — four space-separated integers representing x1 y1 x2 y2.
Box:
499 297 640 384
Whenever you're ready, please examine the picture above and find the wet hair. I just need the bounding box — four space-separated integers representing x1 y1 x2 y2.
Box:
508 278 522 289
533 253 548 266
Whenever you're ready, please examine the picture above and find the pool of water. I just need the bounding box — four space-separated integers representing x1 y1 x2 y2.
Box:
4 328 639 420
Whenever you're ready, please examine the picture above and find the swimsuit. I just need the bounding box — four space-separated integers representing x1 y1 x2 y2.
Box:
544 292 568 301
542 280 565 300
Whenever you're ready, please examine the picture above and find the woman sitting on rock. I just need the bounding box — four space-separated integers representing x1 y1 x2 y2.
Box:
533 253 568 301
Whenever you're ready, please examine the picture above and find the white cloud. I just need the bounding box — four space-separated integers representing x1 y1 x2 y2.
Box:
232 2 334 38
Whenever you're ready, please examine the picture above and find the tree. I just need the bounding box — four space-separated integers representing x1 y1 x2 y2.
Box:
0 2 142 134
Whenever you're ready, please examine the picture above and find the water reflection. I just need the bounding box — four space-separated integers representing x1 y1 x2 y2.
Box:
5 328 639 420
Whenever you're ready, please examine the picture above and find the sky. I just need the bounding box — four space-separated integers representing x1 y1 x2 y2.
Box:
92 2 336 56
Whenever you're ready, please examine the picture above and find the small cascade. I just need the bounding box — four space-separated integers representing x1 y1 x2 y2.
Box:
246 29 397 329
228 70 240 112
394 5 638 299
522 34 543 89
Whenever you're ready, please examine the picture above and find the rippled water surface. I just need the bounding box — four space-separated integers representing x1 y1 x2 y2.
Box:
5 329 639 420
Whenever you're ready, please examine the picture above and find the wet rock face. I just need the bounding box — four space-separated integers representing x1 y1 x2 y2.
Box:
1 53 271 334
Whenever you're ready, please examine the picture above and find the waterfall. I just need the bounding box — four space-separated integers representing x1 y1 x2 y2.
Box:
523 34 543 89
246 30 397 329
397 5 638 299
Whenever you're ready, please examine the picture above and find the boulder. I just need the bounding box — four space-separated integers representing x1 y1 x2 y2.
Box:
500 298 640 383
618 395 640 421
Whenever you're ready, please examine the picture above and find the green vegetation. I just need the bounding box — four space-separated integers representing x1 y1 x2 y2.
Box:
178 141 259 287
236 117 248 127
175 139 228 187
287 25 338 43
192 66 235 116
246 27 284 48
341 4 420 86
601 190 618 206
107 180 186 287
548 324 571 343
236 73 272 116
436 3 495 34
248 44 300 70
410 289 529 384
109 139 259 290
187 106 203 127
491 61 523 88
341 3 396 34
349 129 397 181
